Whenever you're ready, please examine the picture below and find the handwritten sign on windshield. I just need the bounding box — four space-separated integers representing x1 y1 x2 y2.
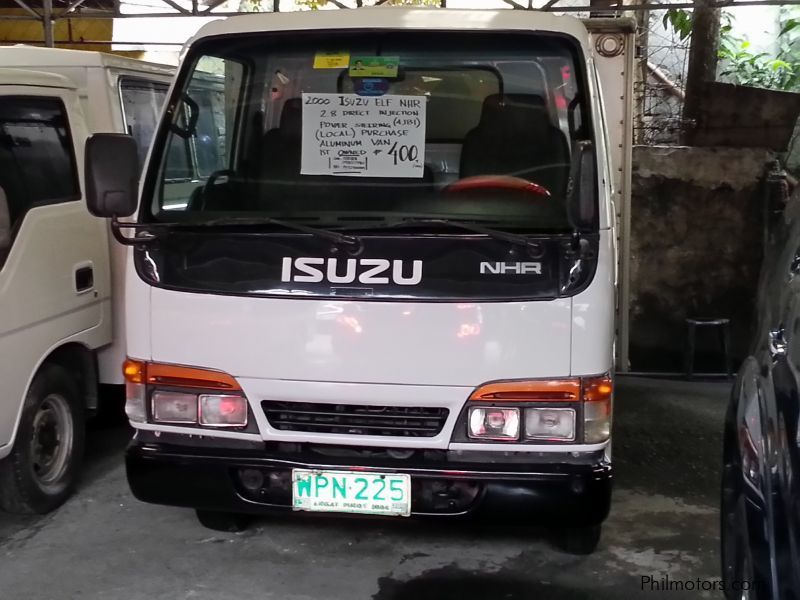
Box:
300 93 426 178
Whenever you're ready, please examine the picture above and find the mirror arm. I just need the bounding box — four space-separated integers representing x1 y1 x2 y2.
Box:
565 140 595 255
111 217 157 247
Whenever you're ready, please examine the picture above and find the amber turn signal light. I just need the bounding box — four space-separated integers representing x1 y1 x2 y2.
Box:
583 375 613 402
469 379 581 402
122 359 241 391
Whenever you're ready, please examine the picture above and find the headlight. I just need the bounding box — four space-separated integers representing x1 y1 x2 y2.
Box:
468 407 520 440
524 407 575 441
199 394 248 427
123 359 249 429
152 391 198 424
465 375 612 444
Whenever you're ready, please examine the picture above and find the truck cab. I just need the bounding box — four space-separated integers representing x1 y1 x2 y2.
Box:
0 49 173 515
85 8 631 553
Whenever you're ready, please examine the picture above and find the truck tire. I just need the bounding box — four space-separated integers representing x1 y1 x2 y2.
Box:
0 364 85 514
195 510 250 532
558 524 602 555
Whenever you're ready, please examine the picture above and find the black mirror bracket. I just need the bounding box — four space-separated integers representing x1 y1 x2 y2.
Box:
111 217 157 247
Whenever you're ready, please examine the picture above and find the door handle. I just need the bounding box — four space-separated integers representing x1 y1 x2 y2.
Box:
74 264 94 293
769 327 788 360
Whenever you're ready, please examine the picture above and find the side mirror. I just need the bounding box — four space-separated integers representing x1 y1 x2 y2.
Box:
567 140 598 230
0 185 10 253
85 133 139 218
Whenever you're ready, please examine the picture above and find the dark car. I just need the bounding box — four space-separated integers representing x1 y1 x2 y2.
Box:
722 179 800 599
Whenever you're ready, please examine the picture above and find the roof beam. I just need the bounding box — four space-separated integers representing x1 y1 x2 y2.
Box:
158 0 192 15
200 0 227 13
58 0 86 16
11 0 41 19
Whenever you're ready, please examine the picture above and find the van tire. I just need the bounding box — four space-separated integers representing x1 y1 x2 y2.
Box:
558 524 602 555
0 365 85 514
195 510 250 532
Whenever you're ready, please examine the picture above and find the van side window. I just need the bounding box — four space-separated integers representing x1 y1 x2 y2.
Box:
120 78 170 172
0 96 80 229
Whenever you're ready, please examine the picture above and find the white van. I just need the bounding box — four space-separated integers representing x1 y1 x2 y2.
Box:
0 49 173 514
85 8 633 553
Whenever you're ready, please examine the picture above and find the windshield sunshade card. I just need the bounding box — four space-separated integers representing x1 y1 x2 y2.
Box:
300 92 426 178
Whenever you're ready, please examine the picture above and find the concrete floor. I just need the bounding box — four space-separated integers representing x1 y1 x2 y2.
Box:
0 376 729 600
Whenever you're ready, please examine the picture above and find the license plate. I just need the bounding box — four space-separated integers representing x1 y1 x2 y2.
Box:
291 469 411 517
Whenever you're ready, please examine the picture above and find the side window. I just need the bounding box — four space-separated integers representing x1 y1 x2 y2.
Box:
0 96 80 230
157 57 244 212
120 78 170 172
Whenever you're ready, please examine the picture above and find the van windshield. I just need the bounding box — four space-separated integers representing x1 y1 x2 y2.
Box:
149 31 593 233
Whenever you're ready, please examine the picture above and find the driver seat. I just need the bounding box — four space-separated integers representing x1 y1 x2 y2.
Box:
459 94 570 199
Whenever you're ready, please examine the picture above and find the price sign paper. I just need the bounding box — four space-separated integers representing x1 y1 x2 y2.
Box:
300 93 426 179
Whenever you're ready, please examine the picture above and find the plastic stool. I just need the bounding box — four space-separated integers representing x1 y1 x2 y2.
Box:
684 317 732 379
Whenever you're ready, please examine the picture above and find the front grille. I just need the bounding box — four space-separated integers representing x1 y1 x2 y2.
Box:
261 401 449 438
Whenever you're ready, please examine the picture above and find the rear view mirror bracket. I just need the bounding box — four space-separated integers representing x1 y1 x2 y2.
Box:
566 140 597 232
169 93 200 139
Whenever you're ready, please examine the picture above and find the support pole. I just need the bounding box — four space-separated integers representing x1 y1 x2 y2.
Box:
43 0 54 48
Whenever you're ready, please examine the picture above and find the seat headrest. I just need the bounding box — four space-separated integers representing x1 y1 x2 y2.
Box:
475 93 552 139
279 97 302 139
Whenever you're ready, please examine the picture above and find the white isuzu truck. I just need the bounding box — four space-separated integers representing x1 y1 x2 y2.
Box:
0 48 173 514
84 8 634 553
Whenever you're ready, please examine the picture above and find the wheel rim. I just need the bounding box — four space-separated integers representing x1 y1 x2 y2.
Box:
722 462 758 600
29 393 74 489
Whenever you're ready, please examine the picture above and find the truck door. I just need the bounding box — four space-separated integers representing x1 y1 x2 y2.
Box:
0 87 111 451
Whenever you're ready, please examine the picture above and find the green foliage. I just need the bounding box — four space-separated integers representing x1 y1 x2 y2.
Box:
718 14 800 91
663 8 693 41
661 8 800 91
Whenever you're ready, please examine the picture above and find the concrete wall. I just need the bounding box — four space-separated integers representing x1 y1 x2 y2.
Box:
629 145 774 372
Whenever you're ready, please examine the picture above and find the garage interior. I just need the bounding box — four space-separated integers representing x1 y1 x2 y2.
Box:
1 0 799 598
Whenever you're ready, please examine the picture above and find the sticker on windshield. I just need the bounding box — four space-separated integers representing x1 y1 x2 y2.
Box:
354 78 390 97
313 51 350 69
349 56 399 78
300 92 426 179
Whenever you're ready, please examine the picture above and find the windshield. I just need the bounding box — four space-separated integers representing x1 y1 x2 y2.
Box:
148 31 594 233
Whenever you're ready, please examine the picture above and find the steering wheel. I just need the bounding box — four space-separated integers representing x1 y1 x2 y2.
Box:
196 169 235 211
445 175 551 198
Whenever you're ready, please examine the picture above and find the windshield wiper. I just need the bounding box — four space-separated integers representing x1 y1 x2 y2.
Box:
112 216 362 249
191 216 361 248
379 218 546 256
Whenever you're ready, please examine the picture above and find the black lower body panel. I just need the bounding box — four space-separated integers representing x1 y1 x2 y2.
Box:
126 441 612 526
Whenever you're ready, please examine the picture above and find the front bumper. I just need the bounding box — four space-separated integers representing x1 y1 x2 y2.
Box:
127 440 612 525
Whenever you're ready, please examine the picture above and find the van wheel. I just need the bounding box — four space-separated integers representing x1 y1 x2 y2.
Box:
558 524 602 555
0 365 85 514
195 510 250 532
